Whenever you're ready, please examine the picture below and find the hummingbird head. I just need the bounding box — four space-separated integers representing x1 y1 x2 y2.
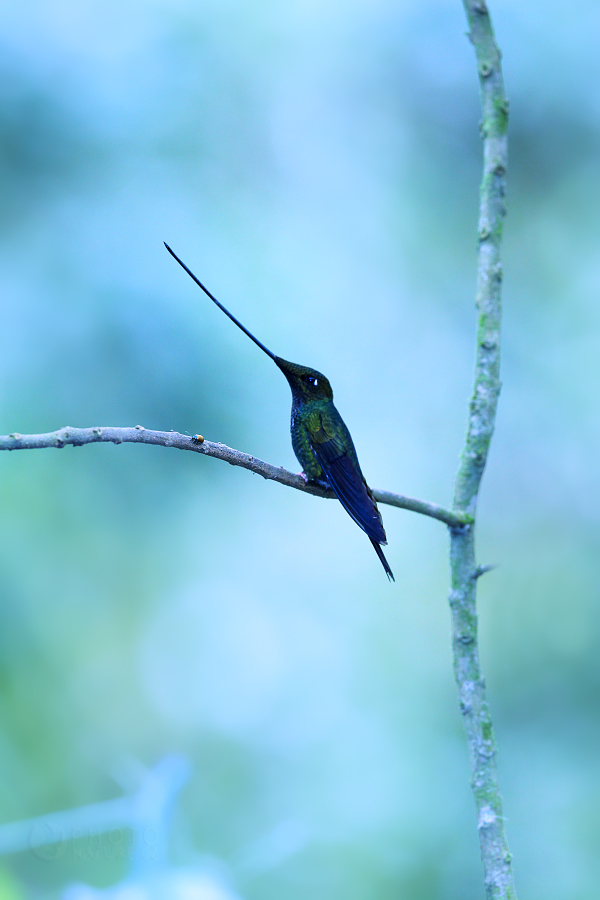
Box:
275 357 333 402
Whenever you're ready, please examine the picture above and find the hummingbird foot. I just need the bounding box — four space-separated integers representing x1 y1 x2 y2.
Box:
297 471 331 491
306 473 331 491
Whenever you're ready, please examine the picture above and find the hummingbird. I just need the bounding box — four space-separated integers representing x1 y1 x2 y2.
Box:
165 243 394 581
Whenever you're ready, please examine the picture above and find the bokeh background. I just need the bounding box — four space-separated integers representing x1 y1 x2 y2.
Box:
1 0 599 897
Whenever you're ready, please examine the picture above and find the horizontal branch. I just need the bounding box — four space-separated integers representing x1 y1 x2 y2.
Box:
0 425 471 529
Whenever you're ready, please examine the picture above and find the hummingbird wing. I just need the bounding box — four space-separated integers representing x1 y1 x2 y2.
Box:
306 408 387 546
307 408 395 582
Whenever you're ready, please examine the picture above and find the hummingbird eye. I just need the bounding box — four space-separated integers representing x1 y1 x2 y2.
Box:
306 376 318 386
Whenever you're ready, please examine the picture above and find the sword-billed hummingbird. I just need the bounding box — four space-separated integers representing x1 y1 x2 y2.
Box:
165 243 394 581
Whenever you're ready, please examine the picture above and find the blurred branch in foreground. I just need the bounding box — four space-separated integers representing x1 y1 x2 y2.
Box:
0 425 470 529
451 2 515 899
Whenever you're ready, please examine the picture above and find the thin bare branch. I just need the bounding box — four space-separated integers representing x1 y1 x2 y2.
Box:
0 425 471 529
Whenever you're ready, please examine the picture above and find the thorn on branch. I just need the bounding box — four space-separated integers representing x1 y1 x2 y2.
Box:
472 563 497 580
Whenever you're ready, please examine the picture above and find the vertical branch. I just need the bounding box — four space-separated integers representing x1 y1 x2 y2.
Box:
450 2 515 899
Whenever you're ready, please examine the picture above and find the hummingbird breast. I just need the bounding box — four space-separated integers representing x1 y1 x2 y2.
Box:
290 404 326 483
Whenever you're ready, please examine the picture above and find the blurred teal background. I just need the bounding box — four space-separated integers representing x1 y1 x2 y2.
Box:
1 0 599 897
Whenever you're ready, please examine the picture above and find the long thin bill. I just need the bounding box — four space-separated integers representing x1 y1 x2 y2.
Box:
164 243 277 361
